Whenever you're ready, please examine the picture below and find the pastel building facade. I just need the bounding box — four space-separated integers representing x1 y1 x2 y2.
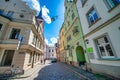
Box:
0 0 44 73
63 0 87 67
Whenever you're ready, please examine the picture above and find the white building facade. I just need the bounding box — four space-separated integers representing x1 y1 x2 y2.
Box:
77 0 120 78
45 45 56 60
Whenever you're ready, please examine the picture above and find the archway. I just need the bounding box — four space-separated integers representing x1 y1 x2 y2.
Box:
76 46 86 66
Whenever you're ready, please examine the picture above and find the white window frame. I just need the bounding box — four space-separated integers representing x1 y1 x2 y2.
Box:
95 35 115 58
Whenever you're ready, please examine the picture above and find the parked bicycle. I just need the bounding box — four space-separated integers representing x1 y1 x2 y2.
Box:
0 65 24 79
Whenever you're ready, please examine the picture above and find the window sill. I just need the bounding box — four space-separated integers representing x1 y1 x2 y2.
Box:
88 18 101 28
108 4 120 13
97 58 120 61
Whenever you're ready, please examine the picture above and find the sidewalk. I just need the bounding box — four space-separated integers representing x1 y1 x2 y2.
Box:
61 62 114 80
13 63 46 79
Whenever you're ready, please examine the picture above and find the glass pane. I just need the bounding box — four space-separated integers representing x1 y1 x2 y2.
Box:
10 29 20 39
112 0 120 5
105 44 114 56
99 46 106 56
97 37 105 44
93 12 98 21
104 36 109 43
1 50 14 66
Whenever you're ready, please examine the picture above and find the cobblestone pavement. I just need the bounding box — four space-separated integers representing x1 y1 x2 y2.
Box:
13 61 114 80
33 62 83 80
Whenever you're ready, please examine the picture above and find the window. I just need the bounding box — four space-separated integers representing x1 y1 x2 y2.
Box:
49 49 51 52
69 49 72 56
72 13 75 20
0 9 4 15
7 11 14 18
73 26 79 35
9 28 20 39
19 14 24 18
0 23 3 30
106 0 120 9
52 49 54 52
67 35 71 42
95 35 114 58
29 52 32 63
1 50 14 66
87 8 100 25
32 35 36 45
81 0 87 6
68 21 70 26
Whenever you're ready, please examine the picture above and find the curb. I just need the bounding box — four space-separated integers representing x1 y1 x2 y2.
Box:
63 65 89 80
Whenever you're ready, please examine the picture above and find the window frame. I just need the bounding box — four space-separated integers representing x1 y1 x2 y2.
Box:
86 6 101 27
104 0 120 12
7 11 14 18
94 34 116 59
81 0 88 7
0 50 15 66
9 28 21 39
0 23 3 31
0 9 4 15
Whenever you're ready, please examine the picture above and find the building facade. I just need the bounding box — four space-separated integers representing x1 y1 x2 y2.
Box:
59 23 66 62
77 0 120 78
45 45 56 60
0 0 44 73
55 43 60 61
63 0 88 67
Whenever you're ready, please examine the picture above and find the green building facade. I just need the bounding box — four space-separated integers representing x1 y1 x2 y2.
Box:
63 0 89 67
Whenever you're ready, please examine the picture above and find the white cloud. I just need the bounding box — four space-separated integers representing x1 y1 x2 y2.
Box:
45 38 48 45
50 37 58 44
45 37 58 46
42 6 51 24
32 0 40 12
22 0 40 15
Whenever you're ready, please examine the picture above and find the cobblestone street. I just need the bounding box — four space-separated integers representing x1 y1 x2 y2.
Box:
33 62 83 80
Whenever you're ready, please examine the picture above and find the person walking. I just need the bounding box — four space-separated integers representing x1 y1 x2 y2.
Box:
41 59 43 64
44 58 46 64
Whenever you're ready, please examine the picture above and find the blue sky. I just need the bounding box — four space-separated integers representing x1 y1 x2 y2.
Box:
40 0 65 45
23 0 65 46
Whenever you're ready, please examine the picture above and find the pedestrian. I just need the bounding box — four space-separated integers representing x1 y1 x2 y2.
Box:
44 59 46 64
41 59 42 64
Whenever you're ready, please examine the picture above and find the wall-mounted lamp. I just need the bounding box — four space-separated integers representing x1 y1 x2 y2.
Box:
118 27 120 30
85 39 89 44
